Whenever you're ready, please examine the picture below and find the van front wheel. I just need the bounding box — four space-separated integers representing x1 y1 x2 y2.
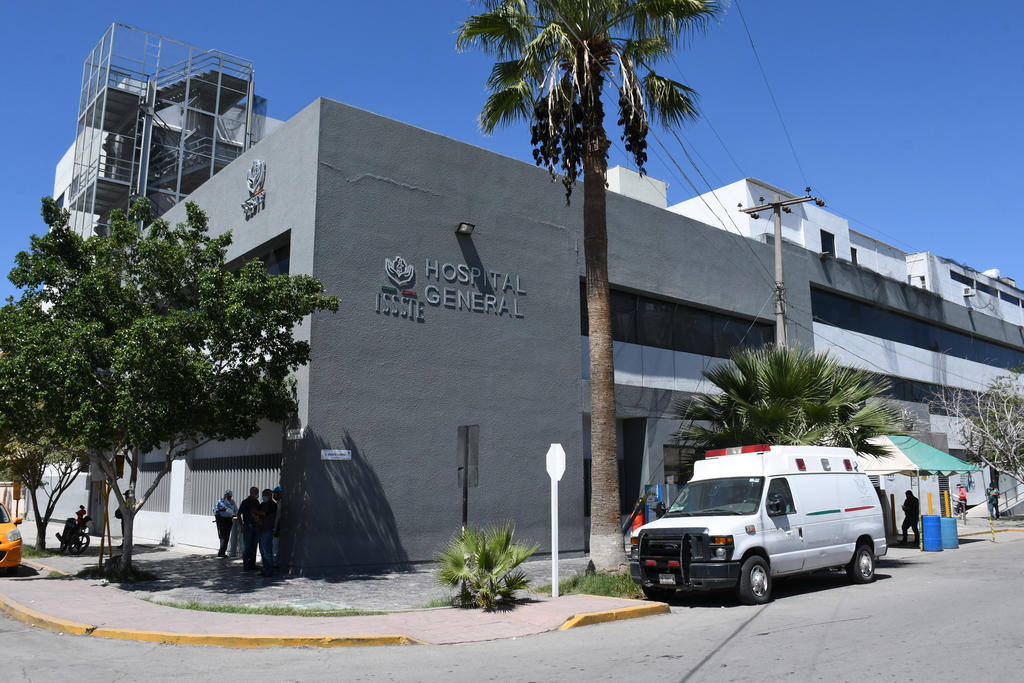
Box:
846 543 875 584
736 556 771 605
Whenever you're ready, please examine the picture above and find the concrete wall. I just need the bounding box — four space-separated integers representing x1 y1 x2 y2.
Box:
129 96 1024 570
285 99 585 569
906 252 1024 327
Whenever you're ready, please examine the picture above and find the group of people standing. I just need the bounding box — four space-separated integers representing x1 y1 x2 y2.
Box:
900 479 1004 545
213 486 281 577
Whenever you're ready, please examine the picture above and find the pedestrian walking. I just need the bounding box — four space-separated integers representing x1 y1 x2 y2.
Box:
901 490 920 545
257 488 278 577
213 490 237 557
987 481 1000 520
272 485 282 564
238 486 261 570
956 483 968 521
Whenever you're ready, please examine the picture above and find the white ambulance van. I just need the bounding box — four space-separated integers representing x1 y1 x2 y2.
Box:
629 444 886 604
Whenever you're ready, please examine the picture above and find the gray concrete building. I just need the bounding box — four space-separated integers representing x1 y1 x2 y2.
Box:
46 92 1024 570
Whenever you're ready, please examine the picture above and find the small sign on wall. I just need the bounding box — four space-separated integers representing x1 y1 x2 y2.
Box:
321 449 352 461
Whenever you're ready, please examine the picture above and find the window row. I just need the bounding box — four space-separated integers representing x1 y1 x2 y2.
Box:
811 288 1024 371
950 269 1021 307
581 285 775 358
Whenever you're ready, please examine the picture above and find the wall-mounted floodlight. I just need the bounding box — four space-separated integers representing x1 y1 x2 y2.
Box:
455 222 475 236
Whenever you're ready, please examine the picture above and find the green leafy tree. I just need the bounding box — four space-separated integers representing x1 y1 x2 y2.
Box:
437 521 538 610
458 0 720 570
0 198 337 573
676 346 904 456
0 430 85 550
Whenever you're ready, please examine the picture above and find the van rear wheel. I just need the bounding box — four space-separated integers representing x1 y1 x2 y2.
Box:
736 556 771 605
846 543 875 584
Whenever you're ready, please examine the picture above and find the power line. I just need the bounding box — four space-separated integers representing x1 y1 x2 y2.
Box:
670 56 746 179
733 0 808 186
527 0 1001 391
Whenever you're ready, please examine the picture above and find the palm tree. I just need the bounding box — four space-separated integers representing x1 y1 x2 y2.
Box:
676 346 905 456
436 521 538 610
458 0 721 570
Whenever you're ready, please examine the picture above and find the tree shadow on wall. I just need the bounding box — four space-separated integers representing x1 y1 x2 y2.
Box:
281 430 410 577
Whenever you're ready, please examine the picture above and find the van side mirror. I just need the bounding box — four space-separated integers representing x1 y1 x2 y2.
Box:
767 493 787 516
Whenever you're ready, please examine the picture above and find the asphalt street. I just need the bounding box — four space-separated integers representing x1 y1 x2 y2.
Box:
3 531 1020 682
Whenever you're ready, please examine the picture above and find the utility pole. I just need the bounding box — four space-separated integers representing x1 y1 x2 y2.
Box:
740 190 825 347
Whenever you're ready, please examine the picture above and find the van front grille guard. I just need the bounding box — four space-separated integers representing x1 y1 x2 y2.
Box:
638 528 709 583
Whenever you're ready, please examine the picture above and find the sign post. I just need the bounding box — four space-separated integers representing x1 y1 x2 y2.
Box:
545 443 566 598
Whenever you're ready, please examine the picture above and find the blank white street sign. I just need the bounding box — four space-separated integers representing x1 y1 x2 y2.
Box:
546 443 565 597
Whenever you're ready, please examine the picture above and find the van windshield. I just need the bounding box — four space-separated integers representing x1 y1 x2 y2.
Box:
666 477 765 517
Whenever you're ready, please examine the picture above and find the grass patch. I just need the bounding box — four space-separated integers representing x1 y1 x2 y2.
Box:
20 545 60 559
76 565 157 583
144 598 387 617
534 570 643 600
47 571 66 578
421 597 455 609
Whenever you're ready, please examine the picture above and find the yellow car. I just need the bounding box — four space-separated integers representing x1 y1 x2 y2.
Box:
0 501 23 576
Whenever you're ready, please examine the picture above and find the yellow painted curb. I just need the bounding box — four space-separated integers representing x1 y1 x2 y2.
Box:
960 528 1024 538
20 558 68 577
0 590 424 647
0 591 95 635
88 628 425 648
560 601 670 630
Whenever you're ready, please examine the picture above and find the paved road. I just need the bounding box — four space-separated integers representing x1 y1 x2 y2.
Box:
4 533 1020 681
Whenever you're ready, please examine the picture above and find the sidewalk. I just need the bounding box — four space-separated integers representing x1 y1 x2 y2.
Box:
1 520 666 647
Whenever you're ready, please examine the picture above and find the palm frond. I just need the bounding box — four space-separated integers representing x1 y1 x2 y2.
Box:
479 81 535 133
612 0 721 44
676 345 905 453
456 4 534 59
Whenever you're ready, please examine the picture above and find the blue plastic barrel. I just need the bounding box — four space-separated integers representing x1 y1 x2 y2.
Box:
922 515 943 551
940 516 959 549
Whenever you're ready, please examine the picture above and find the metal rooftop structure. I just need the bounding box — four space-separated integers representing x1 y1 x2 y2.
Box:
66 23 267 235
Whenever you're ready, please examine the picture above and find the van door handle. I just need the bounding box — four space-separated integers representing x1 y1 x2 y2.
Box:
798 527 804 539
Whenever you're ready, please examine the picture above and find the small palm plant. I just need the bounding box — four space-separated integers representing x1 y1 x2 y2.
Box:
436 522 538 610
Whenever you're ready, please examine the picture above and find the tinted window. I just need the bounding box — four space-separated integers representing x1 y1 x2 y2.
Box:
636 298 675 349
811 288 1024 371
949 270 974 287
580 285 775 358
610 290 638 344
673 305 715 356
766 478 796 514
999 291 1020 306
975 281 997 296
820 230 836 257
850 247 858 265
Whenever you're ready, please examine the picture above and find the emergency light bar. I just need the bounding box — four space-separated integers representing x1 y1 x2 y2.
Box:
705 444 771 457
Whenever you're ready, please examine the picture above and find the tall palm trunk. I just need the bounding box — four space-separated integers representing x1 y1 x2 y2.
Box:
582 97 622 570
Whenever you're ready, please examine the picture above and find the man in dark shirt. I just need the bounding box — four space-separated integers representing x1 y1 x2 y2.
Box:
901 490 920 545
256 488 278 577
237 487 261 570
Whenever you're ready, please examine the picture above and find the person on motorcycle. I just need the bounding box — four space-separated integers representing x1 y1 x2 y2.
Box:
957 484 968 519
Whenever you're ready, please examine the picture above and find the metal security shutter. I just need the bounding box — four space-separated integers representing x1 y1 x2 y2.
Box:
185 453 282 515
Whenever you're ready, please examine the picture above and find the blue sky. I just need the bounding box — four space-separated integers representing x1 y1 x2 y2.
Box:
2 1 1022 303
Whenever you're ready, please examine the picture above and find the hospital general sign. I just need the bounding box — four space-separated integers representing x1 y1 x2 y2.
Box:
375 255 525 322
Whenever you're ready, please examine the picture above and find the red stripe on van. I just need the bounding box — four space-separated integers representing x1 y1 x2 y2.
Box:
844 505 874 512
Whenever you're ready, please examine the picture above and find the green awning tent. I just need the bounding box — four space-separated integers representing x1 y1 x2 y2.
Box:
859 435 979 476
